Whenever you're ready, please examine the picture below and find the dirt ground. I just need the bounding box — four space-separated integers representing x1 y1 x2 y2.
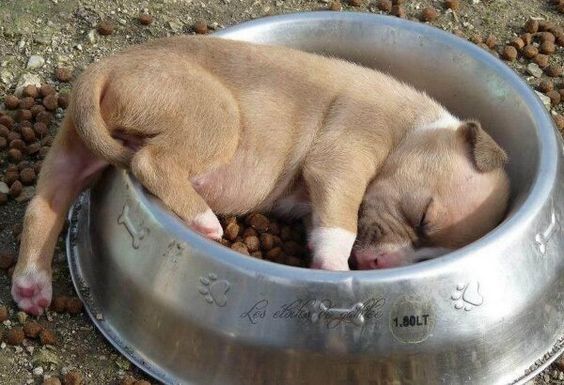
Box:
0 0 563 384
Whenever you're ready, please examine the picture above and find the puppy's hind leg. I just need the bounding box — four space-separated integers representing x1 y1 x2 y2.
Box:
12 119 108 315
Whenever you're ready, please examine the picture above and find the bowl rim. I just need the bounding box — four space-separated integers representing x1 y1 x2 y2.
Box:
133 11 560 282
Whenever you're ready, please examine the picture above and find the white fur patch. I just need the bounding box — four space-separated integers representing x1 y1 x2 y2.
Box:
417 113 461 131
309 227 356 271
192 208 223 240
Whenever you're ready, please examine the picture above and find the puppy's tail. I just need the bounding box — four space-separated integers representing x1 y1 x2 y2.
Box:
70 68 134 169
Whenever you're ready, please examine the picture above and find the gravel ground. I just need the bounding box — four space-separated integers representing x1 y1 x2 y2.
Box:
0 0 563 384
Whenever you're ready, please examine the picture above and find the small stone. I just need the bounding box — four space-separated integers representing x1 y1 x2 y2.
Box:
525 19 539 34
194 20 208 34
39 329 56 345
6 327 25 345
376 0 392 11
27 56 45 70
43 377 62 385
0 182 9 194
15 109 32 122
16 311 27 324
533 54 549 68
10 139 25 151
545 64 563 77
522 45 538 59
138 13 153 25
0 305 8 321
63 370 82 385
502 45 517 61
55 67 72 82
8 147 23 162
535 91 552 109
32 366 44 376
529 61 546 78
97 21 114 36
23 320 43 338
445 0 460 10
420 7 439 22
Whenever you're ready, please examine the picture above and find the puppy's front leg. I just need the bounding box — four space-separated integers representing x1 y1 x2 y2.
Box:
303 151 375 271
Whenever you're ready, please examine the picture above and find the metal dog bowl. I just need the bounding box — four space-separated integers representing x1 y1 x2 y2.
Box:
67 12 564 385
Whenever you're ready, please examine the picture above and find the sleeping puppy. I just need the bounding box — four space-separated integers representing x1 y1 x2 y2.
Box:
11 36 509 315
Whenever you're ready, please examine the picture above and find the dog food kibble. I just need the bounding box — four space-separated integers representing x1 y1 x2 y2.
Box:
31 104 46 117
445 0 460 10
231 241 249 255
243 235 260 252
40 84 56 97
21 126 37 143
224 221 240 241
4 95 19 109
54 67 72 82
522 44 538 59
0 137 6 149
119 376 136 385
39 329 57 345
63 371 82 385
8 148 23 162
539 40 556 54
247 213 269 232
97 21 114 36
0 193 7 205
139 13 154 25
58 94 69 109
242 227 258 238
51 295 69 313
502 45 517 61
15 109 32 122
10 139 25 151
538 32 556 43
259 233 275 250
194 20 208 34
19 97 35 110
509 37 525 50
66 297 84 315
329 1 342 11
20 168 36 185
22 85 38 98
484 35 497 49
533 54 549 68
0 124 8 137
36 111 52 125
547 90 562 106
133 381 151 385
539 80 554 93
376 0 392 11
43 94 59 111
349 0 362 6
554 114 564 130
0 305 8 321
9 180 23 198
521 33 533 45
0 252 14 270
525 19 539 33
545 64 563 77
391 5 405 17
23 320 43 338
43 378 62 385
420 7 439 22
7 327 25 345
0 115 14 128
33 122 49 137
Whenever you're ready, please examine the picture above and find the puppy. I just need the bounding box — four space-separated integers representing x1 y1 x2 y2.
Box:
11 36 509 315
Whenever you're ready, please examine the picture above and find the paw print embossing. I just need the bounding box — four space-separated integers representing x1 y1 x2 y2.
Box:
198 273 230 307
451 281 483 311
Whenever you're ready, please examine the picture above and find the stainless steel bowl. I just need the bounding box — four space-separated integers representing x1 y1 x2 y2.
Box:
66 12 564 385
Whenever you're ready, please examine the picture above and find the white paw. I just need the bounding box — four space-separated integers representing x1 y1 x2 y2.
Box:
11 267 52 316
190 209 223 240
309 227 356 271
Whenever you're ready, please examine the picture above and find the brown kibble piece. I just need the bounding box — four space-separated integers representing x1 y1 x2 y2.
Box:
58 94 69 109
22 85 38 98
50 295 69 313
329 1 342 11
66 297 84 315
243 235 260 253
39 329 57 345
7 327 24 345
0 124 8 137
63 370 82 385
27 143 41 155
248 213 269 232
349 0 362 6
525 19 539 34
20 168 36 185
21 126 37 142
522 45 538 59
43 378 62 385
469 34 482 44
133 381 151 385
231 241 249 255
8 131 21 142
224 222 240 241
539 80 554 93
40 84 56 97
55 67 72 82
4 95 19 109
119 376 136 385
391 5 405 17
376 0 392 12
420 7 438 22
5 169 19 185
533 54 549 68
19 96 35 109
521 33 533 45
9 180 23 198
554 114 564 130
539 41 556 54
484 35 497 49
10 139 25 151
0 252 15 270
265 247 283 261
97 21 114 36
15 109 32 122
139 13 153 25
250 251 263 259
36 111 52 125
392 0 405 4
194 20 208 34
0 115 14 128
23 320 43 338
43 94 59 111
34 122 49 137
0 193 7 205
445 0 460 10
31 104 46 117
545 64 563 77
559 89 564 99
242 227 257 238
287 256 303 267
0 305 8 321
538 32 555 43
509 38 524 50
0 136 6 149
260 233 274 250
546 90 561 105
8 148 23 162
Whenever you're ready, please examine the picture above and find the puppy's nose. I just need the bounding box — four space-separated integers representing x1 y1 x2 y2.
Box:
353 249 403 270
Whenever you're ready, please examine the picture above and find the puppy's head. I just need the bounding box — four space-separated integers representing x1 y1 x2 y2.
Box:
353 120 510 269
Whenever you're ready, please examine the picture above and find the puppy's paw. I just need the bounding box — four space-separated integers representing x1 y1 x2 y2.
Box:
11 267 52 316
190 209 223 240
308 227 355 271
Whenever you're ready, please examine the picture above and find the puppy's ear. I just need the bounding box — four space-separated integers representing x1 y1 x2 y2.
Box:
458 120 508 173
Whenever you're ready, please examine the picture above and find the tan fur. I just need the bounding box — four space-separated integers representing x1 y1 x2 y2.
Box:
12 36 510 313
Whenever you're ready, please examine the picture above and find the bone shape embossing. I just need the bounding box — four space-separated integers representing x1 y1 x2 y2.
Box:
118 205 147 249
535 211 558 255
311 301 365 326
